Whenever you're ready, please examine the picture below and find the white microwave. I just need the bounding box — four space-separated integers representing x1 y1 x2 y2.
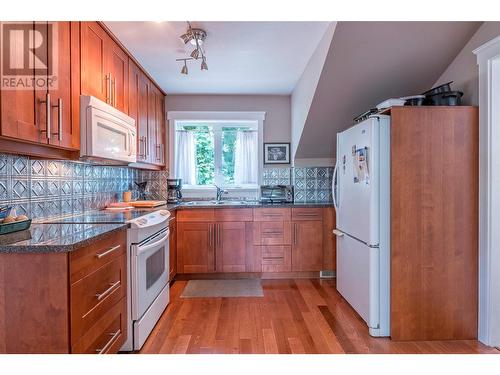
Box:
80 95 137 164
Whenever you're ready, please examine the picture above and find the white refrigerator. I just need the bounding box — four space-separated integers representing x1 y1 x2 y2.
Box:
332 115 390 337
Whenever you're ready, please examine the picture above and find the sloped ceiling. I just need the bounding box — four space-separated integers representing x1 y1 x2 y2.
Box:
294 21 482 160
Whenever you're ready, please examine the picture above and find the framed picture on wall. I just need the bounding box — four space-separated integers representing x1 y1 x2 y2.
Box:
264 143 291 164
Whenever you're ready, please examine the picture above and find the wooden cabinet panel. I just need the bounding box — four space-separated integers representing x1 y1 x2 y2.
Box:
292 207 323 221
169 218 177 282
214 208 253 222
0 252 69 353
253 208 291 222
148 84 158 164
177 209 215 222
292 220 323 272
253 221 291 246
177 222 215 273
260 245 291 272
2 23 47 145
322 207 336 271
48 22 73 149
390 106 479 341
107 40 128 113
69 230 127 283
215 222 248 272
80 21 108 102
155 91 166 166
70 254 127 342
72 297 127 354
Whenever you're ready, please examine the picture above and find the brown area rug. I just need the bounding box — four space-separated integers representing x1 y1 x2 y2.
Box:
181 279 264 298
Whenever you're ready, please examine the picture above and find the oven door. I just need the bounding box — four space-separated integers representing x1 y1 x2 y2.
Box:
131 228 169 320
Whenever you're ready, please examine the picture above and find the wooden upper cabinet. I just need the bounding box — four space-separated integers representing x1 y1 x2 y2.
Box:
80 21 128 112
48 21 76 149
107 40 128 113
80 22 108 103
1 22 77 150
292 220 323 272
1 22 43 144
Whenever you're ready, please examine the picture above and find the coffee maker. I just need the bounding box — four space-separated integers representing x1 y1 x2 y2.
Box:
167 179 183 203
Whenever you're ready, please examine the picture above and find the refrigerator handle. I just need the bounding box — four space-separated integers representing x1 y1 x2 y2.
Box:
332 229 344 237
332 160 339 209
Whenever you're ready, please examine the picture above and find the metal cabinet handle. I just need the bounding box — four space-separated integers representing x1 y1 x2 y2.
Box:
296 213 319 217
95 329 121 354
95 280 120 301
112 78 116 107
51 98 63 141
294 223 298 245
40 92 51 140
96 245 121 259
106 74 112 104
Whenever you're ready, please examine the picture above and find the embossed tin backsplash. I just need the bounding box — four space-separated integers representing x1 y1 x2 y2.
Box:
262 166 333 203
0 154 168 221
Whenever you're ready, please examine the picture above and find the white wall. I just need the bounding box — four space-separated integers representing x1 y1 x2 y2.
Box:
290 23 336 163
165 94 291 143
434 22 500 105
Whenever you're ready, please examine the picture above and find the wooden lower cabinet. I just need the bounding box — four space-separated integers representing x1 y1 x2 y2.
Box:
0 228 127 353
177 222 215 273
215 222 253 272
176 207 334 275
291 220 323 272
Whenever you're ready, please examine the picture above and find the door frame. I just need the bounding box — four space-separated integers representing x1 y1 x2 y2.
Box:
474 36 500 347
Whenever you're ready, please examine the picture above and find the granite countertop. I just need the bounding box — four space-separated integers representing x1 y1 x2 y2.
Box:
0 222 127 254
172 201 335 209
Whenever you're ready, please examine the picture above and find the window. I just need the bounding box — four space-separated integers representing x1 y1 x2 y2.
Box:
174 120 260 188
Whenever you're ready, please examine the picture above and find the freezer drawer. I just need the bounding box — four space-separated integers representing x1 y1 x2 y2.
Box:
336 232 379 330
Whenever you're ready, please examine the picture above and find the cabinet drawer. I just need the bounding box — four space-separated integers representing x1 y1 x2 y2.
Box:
253 208 291 222
214 208 253 222
72 297 127 354
70 230 126 283
71 254 127 342
253 221 291 245
260 245 291 272
177 209 215 222
292 208 323 221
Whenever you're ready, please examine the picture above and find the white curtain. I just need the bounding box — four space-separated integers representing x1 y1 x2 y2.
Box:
234 131 258 185
175 131 196 185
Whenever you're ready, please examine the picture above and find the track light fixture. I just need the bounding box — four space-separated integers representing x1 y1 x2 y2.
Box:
176 22 209 75
176 58 193 75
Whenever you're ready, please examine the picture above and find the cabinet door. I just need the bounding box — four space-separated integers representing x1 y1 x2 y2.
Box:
151 87 166 166
80 22 108 103
177 222 215 273
48 22 74 149
215 222 249 273
0 22 41 143
128 61 149 162
147 83 157 164
157 93 166 166
107 39 128 113
292 221 323 271
168 218 177 281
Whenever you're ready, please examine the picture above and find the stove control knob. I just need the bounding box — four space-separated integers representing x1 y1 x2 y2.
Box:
137 218 148 226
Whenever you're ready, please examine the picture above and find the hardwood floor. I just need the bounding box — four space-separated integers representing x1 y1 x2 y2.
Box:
139 279 499 354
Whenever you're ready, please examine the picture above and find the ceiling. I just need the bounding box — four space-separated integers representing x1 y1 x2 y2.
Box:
105 21 331 95
294 21 482 159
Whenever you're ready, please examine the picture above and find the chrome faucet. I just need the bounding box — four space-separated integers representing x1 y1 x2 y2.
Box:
214 185 227 201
